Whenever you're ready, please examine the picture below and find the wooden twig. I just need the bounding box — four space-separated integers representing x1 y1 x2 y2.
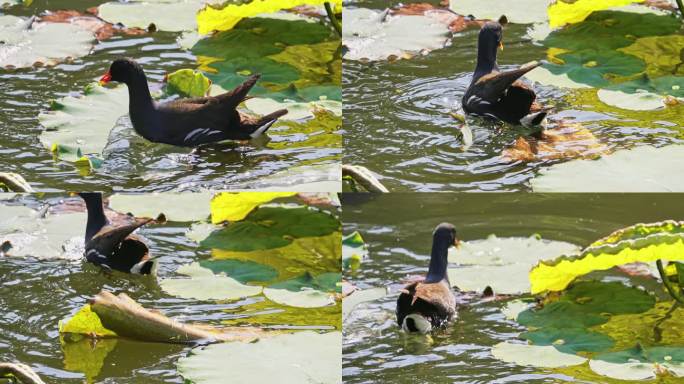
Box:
342 165 389 193
0 363 45 384
89 291 265 344
0 173 34 193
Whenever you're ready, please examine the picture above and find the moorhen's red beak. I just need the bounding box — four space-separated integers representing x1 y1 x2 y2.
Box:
99 71 112 86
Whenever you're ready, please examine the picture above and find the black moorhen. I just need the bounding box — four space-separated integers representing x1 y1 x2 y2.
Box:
396 223 459 333
80 192 162 275
462 16 548 127
99 58 288 147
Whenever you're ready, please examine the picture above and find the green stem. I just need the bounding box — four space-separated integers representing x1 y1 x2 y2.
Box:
676 0 684 19
656 259 684 304
324 2 342 37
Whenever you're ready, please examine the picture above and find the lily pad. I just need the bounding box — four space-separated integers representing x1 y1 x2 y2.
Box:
449 0 552 24
0 15 94 69
108 192 213 222
166 68 211 97
209 192 296 224
177 331 342 384
342 231 368 270
59 304 117 338
530 145 684 193
491 342 586 368
520 327 615 354
0 204 84 259
590 346 684 380
243 97 342 121
38 83 128 165
529 220 684 293
618 35 684 79
211 232 341 280
597 89 665 110
198 259 278 284
342 287 388 321
97 0 207 32
263 273 340 308
517 281 655 329
159 262 262 301
342 7 450 62
446 235 580 294
193 17 335 102
200 205 340 252
196 0 342 34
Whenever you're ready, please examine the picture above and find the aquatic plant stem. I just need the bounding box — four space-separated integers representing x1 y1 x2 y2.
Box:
656 259 684 304
325 2 342 37
676 0 684 19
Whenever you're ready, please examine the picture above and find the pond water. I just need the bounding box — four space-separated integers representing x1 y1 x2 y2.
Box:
341 193 684 383
0 193 341 383
342 0 684 192
1 0 341 193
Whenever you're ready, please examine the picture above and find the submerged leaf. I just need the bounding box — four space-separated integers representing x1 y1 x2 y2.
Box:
209 192 296 224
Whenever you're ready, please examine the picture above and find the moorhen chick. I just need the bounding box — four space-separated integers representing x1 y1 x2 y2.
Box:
396 223 459 333
462 16 548 127
99 58 288 147
80 192 162 275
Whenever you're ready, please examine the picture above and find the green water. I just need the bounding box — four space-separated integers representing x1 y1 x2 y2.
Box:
1 0 341 192
343 1 684 192
341 193 684 383
0 193 340 383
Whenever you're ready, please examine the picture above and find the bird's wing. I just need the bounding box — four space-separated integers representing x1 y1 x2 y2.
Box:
86 217 157 257
212 74 261 108
398 280 456 314
180 127 231 146
472 61 541 103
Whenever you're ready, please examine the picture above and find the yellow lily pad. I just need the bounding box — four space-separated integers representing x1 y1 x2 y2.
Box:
209 192 297 224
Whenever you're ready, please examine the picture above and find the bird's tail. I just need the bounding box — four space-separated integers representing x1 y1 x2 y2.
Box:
244 109 289 139
130 259 157 275
223 74 261 107
520 110 548 127
402 313 432 333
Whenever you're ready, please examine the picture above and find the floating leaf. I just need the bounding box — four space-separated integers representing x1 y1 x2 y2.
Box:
97 0 207 32
449 0 552 24
59 304 117 338
590 346 684 380
108 192 213 222
500 299 533 321
446 235 580 294
38 83 128 165
596 89 665 110
201 205 340 252
548 0 644 28
243 97 342 120
491 342 586 368
159 262 262 301
211 232 341 280
166 68 211 97
0 204 84 259
221 298 341 329
209 192 296 224
529 220 684 293
520 327 615 354
619 35 684 79
198 259 278 284
177 331 342 384
342 287 387 321
196 0 342 34
519 282 655 329
193 17 334 102
0 15 94 69
530 145 684 193
342 7 450 62
342 231 368 270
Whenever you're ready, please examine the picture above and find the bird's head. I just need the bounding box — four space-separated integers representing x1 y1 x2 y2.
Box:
100 58 144 86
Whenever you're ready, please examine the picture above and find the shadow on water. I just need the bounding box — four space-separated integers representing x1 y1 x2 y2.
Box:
341 193 684 383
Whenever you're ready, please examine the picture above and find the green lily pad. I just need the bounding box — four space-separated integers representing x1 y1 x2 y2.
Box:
0 15 94 69
517 281 655 329
342 7 450 62
193 17 334 102
446 235 580 294
166 68 212 97
221 299 341 330
520 327 615 354
108 192 213 222
491 342 587 368
177 331 342 384
198 259 278 284
159 262 262 301
262 272 340 308
590 346 684 380
530 145 684 192
38 83 128 165
200 205 340 252
542 49 645 89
